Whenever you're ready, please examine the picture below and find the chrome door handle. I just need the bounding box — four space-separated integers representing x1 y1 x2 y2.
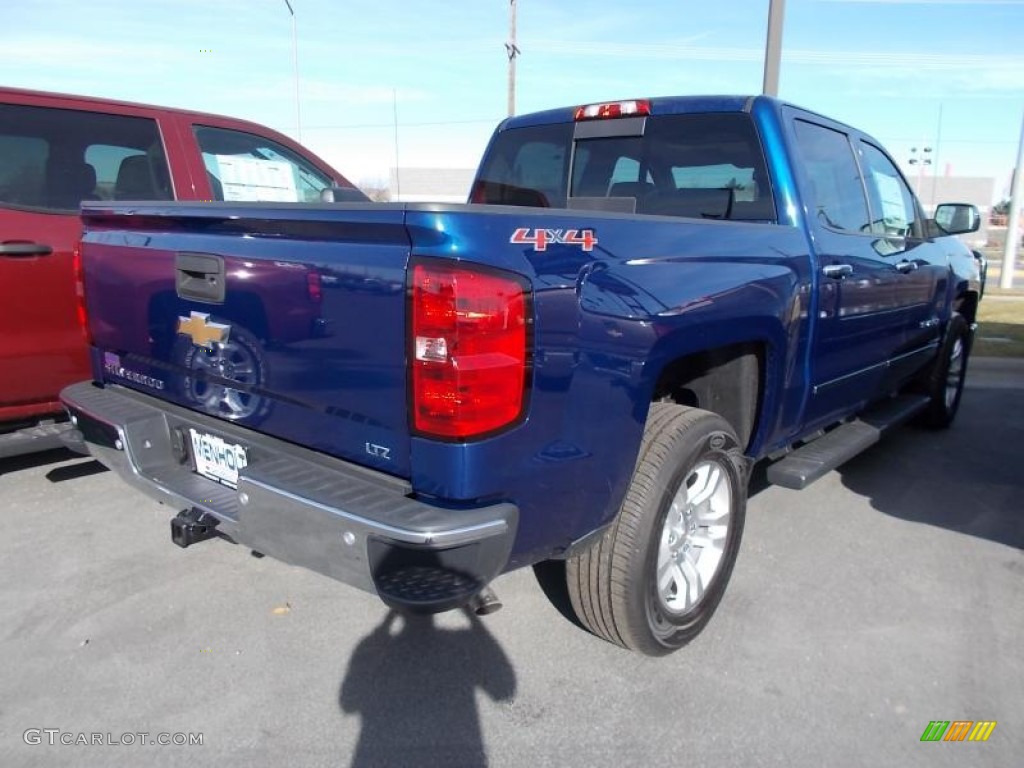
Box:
822 264 853 279
895 260 918 273
0 241 53 257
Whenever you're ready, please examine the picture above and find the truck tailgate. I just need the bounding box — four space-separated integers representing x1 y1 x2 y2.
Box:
80 203 413 478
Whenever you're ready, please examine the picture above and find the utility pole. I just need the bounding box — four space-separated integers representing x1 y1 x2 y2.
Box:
392 89 401 201
762 0 786 97
1000 106 1024 290
506 0 521 117
930 104 944 208
283 0 301 141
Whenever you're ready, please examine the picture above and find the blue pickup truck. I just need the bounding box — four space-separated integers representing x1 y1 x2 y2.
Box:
61 95 981 655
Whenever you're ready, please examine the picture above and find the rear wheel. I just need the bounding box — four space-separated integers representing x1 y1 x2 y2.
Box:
565 403 747 655
917 314 970 429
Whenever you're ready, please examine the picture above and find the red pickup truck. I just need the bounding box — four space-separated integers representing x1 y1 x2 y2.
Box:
0 87 361 458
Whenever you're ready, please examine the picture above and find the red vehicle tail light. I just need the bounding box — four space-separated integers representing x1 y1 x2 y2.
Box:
410 261 530 439
574 99 651 121
72 242 91 344
306 270 322 302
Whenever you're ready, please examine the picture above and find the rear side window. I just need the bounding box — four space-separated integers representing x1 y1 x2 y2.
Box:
194 125 332 203
0 103 171 212
472 113 774 221
793 120 870 234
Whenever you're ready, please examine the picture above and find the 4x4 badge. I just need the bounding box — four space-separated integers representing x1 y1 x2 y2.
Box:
510 228 598 252
177 311 230 349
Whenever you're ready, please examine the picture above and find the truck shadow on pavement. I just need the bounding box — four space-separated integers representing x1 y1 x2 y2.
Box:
837 381 1023 551
339 608 516 768
0 447 107 481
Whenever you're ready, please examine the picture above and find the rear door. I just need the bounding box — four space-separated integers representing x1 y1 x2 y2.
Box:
0 99 176 413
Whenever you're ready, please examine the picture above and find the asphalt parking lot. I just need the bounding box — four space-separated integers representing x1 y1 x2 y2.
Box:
1 358 1021 768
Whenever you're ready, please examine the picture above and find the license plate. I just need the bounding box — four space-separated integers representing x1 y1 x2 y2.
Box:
189 429 248 489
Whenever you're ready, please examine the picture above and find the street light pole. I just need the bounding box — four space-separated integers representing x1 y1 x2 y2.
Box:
506 0 520 117
762 0 786 97
284 0 302 141
1000 107 1024 290
908 145 933 206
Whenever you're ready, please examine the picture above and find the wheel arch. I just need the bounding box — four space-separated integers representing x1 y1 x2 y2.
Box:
954 289 980 326
649 340 767 452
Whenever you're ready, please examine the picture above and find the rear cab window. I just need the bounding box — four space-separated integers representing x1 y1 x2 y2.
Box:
472 112 775 222
0 103 171 212
193 125 333 202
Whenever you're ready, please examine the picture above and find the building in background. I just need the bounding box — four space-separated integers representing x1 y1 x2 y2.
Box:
388 167 476 203
909 176 995 248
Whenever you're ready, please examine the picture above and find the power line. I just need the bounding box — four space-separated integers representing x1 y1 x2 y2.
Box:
296 118 502 130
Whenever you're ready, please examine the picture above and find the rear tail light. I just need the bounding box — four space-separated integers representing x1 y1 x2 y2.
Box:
72 242 91 344
410 261 530 439
574 99 651 121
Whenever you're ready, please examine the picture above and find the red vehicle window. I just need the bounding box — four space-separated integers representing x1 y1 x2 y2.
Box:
194 124 332 203
0 103 171 212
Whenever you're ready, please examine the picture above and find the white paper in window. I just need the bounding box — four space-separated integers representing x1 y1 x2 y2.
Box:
216 156 298 202
872 171 907 232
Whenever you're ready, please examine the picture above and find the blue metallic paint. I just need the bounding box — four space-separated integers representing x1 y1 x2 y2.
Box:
76 96 981 569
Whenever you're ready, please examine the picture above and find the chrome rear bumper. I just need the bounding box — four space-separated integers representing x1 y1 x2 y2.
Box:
60 381 517 612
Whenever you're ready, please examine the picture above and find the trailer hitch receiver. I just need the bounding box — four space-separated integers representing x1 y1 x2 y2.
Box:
170 507 220 548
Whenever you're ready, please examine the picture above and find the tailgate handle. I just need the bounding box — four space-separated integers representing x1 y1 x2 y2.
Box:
175 252 225 303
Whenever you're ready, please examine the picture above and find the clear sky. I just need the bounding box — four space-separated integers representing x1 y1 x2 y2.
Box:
3 0 1023 200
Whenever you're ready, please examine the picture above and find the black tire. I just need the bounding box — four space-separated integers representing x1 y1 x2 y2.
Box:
916 314 970 429
565 403 747 656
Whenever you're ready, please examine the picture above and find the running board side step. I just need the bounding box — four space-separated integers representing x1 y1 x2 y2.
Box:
766 395 930 490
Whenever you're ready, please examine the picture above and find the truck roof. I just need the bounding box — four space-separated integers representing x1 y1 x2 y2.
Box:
500 95 758 130
497 93 883 151
0 85 293 137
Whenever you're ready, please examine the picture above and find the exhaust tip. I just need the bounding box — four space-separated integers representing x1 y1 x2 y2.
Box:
469 586 502 616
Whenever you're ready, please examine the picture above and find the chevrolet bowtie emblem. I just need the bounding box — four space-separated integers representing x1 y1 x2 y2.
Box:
177 311 230 349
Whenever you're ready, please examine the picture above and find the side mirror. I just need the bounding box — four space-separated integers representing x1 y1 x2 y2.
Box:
933 203 980 235
320 185 371 203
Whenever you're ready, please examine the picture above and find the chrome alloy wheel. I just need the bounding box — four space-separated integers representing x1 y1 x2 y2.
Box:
656 459 732 615
944 335 965 410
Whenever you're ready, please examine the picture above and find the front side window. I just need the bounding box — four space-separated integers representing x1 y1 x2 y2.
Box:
0 104 170 212
194 125 332 203
793 120 870 234
859 141 919 238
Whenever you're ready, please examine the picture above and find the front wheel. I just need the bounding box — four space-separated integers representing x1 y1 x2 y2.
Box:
916 314 970 429
565 403 747 656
